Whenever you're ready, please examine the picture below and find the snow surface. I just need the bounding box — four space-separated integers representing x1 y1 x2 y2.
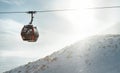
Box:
4 34 120 73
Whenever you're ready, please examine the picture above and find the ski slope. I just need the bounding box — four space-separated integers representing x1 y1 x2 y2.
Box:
4 34 120 73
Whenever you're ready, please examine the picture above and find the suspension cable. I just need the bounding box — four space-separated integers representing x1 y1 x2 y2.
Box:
0 6 120 14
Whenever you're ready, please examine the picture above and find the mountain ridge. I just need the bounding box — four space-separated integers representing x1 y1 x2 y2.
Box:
4 34 120 73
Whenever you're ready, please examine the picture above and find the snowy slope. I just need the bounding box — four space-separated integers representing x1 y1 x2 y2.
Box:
4 34 120 73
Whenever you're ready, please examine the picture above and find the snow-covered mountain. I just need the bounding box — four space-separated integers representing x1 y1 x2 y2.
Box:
4 34 120 73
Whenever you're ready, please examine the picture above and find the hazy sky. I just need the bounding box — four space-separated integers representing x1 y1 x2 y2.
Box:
0 0 120 59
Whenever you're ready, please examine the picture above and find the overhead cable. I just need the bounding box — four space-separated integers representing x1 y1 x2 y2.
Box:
0 6 120 14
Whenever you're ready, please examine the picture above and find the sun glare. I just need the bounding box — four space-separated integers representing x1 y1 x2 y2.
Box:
57 0 115 39
56 0 98 39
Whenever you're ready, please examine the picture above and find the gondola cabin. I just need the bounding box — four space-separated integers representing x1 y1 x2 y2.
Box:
21 24 39 42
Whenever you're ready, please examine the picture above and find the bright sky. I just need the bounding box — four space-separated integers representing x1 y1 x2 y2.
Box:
0 0 120 59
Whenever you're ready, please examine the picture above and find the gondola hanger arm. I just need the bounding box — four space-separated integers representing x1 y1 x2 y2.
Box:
27 11 36 24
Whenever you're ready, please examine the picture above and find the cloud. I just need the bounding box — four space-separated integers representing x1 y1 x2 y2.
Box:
0 0 24 5
0 19 23 50
0 50 47 58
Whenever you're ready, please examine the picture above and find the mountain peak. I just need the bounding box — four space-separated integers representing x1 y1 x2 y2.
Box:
5 34 120 73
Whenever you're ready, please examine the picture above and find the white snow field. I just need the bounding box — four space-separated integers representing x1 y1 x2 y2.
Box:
4 34 120 73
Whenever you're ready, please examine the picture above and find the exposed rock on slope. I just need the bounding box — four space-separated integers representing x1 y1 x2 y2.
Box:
5 35 120 73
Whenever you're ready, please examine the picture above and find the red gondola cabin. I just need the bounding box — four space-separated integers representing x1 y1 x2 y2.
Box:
21 25 39 42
